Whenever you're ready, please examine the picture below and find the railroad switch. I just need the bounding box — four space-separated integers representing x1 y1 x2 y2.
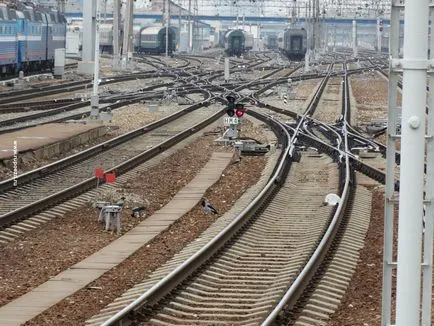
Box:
98 205 122 233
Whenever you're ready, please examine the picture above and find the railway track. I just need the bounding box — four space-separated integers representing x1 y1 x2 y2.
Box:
81 58 362 326
139 153 339 325
0 53 393 326
0 54 274 228
0 101 221 228
0 55 266 133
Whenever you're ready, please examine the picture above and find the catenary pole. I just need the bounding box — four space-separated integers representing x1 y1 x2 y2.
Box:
395 0 429 324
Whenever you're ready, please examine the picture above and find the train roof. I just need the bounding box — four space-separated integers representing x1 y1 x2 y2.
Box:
140 25 176 35
226 29 245 37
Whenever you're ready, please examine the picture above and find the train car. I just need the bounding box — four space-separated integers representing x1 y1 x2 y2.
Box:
243 31 254 51
133 24 142 52
277 33 284 52
283 27 307 60
19 5 46 70
266 34 278 49
138 26 176 54
44 9 67 64
0 3 66 77
0 4 18 75
99 23 113 53
225 29 245 57
96 22 141 54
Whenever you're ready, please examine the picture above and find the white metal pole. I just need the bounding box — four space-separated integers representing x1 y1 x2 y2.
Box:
128 0 133 58
395 0 429 324
91 0 100 119
352 19 357 56
122 0 133 64
377 17 382 52
165 0 169 57
422 8 434 326
188 0 192 53
315 0 320 55
381 2 400 324
113 0 120 66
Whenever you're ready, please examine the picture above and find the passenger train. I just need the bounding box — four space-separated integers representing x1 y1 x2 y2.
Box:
0 3 66 77
98 23 177 55
223 29 254 57
280 27 307 60
138 26 177 54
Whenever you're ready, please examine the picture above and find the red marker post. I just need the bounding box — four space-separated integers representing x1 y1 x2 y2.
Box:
95 168 104 189
105 172 116 183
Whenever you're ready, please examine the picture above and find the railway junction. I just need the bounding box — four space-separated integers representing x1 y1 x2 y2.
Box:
0 0 432 325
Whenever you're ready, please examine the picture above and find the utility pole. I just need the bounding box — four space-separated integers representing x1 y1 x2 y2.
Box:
352 19 358 57
122 0 134 68
103 0 107 22
165 0 170 57
77 0 96 74
305 0 311 72
382 0 433 325
291 0 296 27
90 0 101 119
188 0 192 52
56 0 66 13
315 0 320 56
193 0 199 52
377 16 382 53
113 0 121 66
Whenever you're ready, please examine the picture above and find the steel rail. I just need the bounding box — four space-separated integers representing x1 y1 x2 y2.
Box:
0 89 210 193
99 109 292 326
261 61 352 325
0 72 177 105
0 96 222 228
0 81 179 129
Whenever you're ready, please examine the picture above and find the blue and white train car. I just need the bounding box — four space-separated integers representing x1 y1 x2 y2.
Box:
45 9 67 63
0 3 66 77
0 4 18 74
19 5 45 67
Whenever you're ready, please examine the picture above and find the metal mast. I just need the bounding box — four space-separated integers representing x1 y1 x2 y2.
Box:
192 0 199 52
164 0 170 57
188 0 192 52
290 0 297 27
56 0 67 12
90 0 101 119
122 0 134 66
113 0 121 65
382 0 433 325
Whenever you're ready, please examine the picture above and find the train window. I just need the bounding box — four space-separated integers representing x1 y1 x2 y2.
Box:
0 26 2 34
0 10 4 20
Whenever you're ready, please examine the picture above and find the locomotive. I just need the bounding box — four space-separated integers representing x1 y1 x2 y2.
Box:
0 3 66 77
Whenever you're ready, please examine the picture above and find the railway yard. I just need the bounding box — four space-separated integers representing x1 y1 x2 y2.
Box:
0 50 407 326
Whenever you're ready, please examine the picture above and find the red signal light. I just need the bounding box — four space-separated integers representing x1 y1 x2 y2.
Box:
235 109 245 117
235 103 245 117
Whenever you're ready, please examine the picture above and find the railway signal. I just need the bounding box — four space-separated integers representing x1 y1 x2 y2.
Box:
226 95 236 116
235 103 246 117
